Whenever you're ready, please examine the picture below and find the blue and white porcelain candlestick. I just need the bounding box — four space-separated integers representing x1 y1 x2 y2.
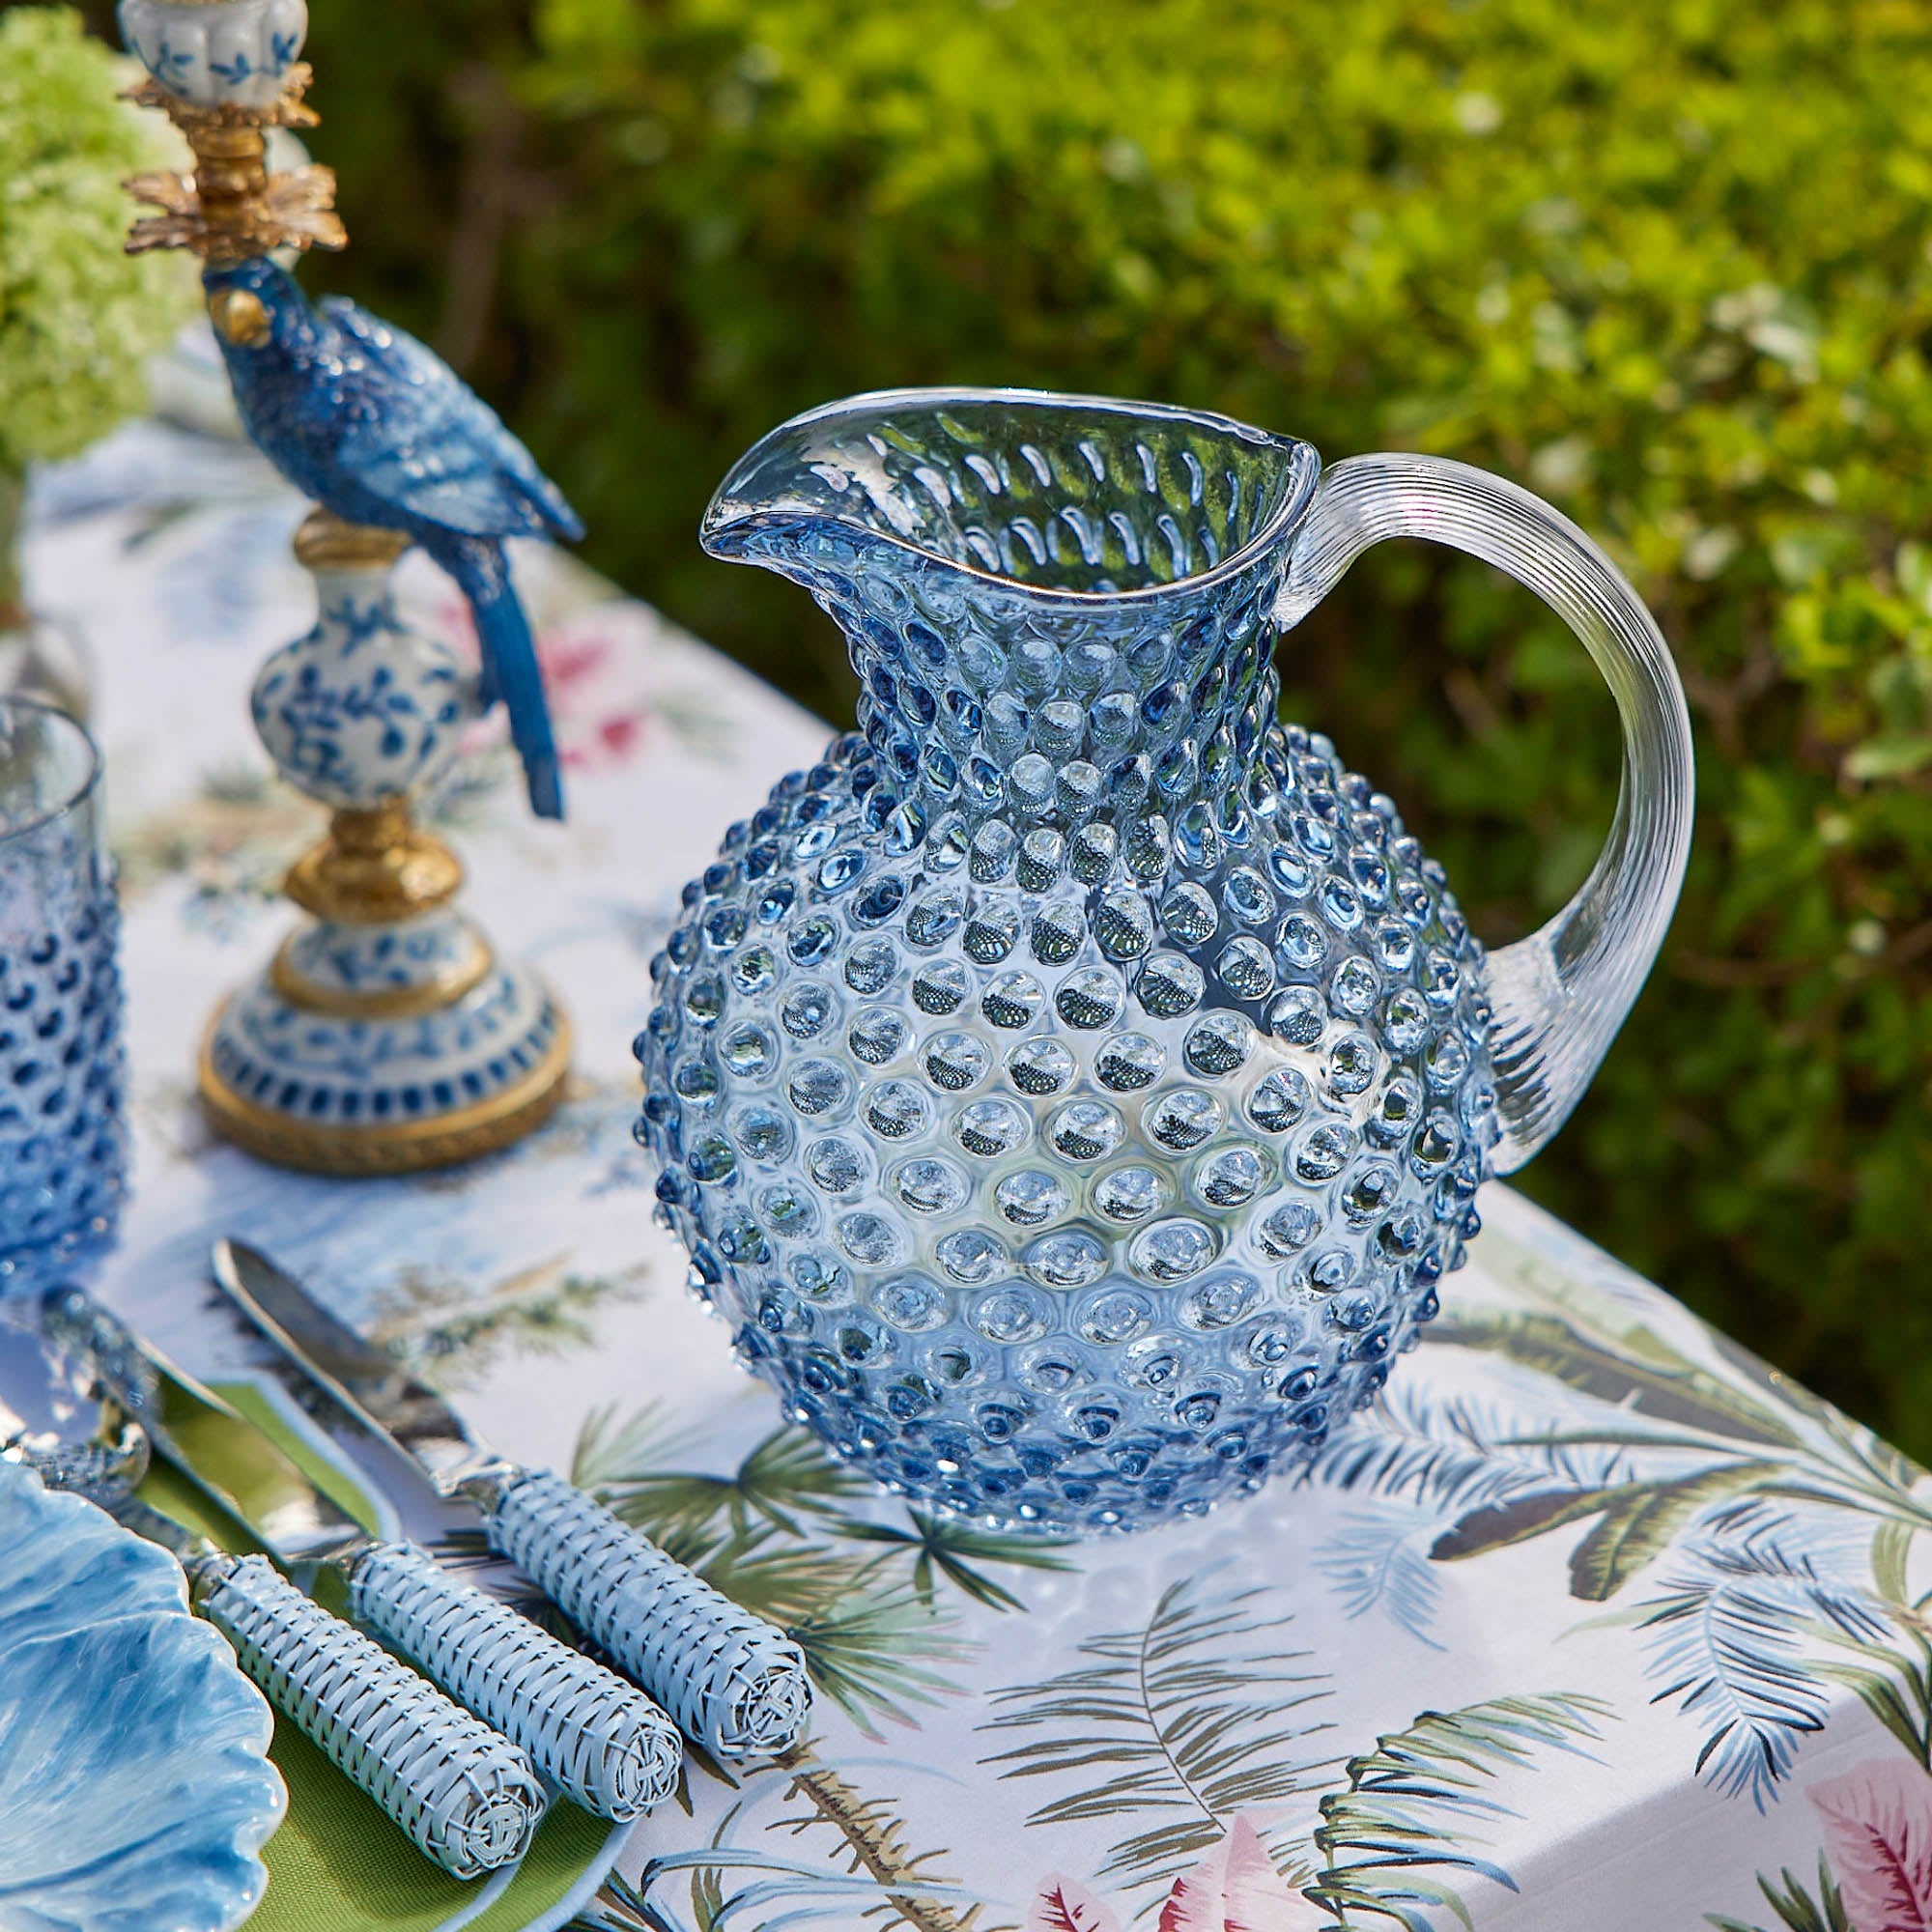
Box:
117 0 573 1172
198 513 569 1173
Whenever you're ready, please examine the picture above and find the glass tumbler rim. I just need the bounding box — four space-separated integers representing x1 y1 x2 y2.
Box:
0 696 102 850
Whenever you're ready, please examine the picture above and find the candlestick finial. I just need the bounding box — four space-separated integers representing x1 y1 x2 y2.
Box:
117 0 345 261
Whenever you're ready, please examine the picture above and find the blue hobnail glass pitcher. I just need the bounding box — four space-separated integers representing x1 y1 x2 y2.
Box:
635 390 1693 1535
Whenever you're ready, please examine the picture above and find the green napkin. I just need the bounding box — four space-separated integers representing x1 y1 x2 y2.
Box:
138 1383 623 1932
250 1722 612 1932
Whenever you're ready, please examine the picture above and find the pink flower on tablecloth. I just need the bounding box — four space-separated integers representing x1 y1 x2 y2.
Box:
1027 1818 1323 1932
427 588 658 773
1027 1875 1122 1932
1155 1817 1326 1931
531 616 666 771
593 712 643 757
539 628 616 691
1811 1759 1932 1931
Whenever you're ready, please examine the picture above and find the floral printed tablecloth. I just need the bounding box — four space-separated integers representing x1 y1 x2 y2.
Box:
30 390 1931 1932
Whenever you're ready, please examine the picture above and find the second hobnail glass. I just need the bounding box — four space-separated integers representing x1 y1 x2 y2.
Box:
0 698 127 1293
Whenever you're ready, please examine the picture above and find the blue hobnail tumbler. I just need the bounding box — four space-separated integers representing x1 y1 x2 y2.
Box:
0 699 127 1293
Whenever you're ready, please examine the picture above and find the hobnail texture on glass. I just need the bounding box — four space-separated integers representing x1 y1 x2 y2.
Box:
0 700 127 1294
635 390 1693 1536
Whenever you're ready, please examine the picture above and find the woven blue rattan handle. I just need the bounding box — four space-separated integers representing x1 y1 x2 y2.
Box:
486 1469 811 1759
350 1540 683 1820
201 1554 548 1876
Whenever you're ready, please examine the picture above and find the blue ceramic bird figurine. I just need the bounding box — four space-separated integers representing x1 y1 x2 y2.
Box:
202 256 582 820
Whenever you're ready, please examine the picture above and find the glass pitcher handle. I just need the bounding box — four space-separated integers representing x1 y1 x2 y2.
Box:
1278 453 1694 1173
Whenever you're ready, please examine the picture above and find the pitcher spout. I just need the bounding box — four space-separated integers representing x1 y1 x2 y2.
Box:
701 386 1321 606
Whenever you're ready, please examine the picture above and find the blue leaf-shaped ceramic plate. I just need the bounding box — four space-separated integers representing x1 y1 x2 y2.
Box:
0 1458 286 1932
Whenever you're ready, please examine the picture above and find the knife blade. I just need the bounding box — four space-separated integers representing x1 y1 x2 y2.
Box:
40 1286 681 1823
213 1237 811 1759
0 1307 545 1878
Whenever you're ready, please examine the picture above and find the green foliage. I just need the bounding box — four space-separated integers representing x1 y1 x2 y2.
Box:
0 8 190 476
275 0 1932 1451
1356 1285 1932 1804
980 1575 1334 1897
372 1260 650 1382
833 1509 1073 1613
1311 1692 1612 1931
583 1414 867 1539
1707 1858 1854 1932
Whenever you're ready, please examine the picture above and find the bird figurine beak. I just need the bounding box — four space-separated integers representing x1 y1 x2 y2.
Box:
209 289 270 347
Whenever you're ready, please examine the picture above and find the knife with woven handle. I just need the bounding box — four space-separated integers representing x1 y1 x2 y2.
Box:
43 1285 683 1820
213 1238 811 1759
488 1468 812 1755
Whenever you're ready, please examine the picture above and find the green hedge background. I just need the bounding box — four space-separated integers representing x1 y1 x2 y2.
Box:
86 0 1932 1454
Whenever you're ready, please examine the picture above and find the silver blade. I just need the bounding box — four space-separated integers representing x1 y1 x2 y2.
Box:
213 1239 496 1494
130 1338 370 1565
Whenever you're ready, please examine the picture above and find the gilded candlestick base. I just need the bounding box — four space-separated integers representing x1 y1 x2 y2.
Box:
285 804 465 924
196 519 571 1177
197 999 571 1178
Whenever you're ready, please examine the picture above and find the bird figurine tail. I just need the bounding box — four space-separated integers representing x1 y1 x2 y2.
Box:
421 533 563 821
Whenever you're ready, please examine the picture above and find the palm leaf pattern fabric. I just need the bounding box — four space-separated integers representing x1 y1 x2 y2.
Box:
980 1576 1334 1898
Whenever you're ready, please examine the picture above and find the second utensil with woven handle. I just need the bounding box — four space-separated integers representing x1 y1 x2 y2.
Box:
349 1540 684 1814
214 1238 812 1759
484 1468 811 1755
43 1284 684 1819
